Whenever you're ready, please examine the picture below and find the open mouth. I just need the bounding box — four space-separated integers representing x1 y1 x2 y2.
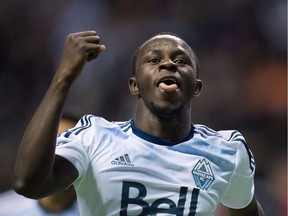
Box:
162 79 176 85
157 77 179 92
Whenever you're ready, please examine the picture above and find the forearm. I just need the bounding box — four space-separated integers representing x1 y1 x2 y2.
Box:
13 30 105 198
13 74 71 196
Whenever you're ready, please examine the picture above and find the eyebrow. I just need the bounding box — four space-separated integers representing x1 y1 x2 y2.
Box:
143 48 192 62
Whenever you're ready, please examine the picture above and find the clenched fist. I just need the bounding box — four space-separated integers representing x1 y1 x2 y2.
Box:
56 31 106 83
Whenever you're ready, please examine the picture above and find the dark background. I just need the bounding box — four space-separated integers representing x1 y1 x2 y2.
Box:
0 1 286 215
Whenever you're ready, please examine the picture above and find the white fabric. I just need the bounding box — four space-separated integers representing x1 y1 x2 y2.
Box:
0 190 79 216
55 115 255 216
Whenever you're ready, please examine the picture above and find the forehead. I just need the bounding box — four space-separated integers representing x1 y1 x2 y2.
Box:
139 35 192 57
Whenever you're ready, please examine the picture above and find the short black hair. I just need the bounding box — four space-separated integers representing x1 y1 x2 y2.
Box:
131 32 200 78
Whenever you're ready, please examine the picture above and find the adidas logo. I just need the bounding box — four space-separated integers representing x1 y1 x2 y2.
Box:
111 154 134 166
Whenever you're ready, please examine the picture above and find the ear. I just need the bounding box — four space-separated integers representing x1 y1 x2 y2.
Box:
193 79 203 97
128 77 139 95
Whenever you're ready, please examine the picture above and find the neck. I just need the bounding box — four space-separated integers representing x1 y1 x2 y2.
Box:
134 102 192 142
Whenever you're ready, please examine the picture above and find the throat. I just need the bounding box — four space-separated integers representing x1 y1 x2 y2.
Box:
133 115 193 143
134 100 192 142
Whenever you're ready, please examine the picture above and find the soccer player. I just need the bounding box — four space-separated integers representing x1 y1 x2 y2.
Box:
0 114 79 215
13 31 264 215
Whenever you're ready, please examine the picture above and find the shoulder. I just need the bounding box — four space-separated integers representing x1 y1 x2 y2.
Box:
193 124 248 151
193 124 245 143
75 115 131 131
75 114 115 131
193 124 255 172
58 115 132 143
0 190 38 214
61 115 128 135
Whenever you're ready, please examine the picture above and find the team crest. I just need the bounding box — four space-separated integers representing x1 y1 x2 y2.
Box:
192 158 215 190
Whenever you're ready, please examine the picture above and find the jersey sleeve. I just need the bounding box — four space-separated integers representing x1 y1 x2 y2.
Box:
221 131 256 209
55 115 93 185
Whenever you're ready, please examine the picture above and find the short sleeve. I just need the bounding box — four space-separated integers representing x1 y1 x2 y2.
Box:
55 121 90 183
221 137 255 209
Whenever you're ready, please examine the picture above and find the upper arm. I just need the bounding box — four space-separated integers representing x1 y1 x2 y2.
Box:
13 154 78 199
50 155 79 192
228 196 265 216
34 155 78 198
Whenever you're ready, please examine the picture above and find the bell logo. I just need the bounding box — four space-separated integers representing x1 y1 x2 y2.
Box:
120 181 199 216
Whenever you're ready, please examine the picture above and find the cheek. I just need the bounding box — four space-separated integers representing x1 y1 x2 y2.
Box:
137 79 153 94
136 74 155 93
183 76 197 96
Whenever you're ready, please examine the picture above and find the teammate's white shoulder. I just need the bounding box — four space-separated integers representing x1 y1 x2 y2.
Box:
0 190 37 214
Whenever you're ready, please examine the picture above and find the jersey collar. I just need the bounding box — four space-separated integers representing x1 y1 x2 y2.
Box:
130 119 194 146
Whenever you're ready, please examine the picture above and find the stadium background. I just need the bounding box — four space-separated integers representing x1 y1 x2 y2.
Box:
0 1 286 215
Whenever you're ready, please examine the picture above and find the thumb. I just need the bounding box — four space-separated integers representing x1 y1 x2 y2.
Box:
99 44 106 53
87 44 106 62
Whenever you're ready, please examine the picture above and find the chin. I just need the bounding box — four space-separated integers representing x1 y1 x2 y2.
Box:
151 102 183 118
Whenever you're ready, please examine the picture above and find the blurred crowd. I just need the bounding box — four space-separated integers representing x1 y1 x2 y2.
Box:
0 0 286 215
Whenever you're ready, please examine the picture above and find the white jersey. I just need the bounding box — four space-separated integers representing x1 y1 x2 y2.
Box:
0 190 79 216
56 115 255 216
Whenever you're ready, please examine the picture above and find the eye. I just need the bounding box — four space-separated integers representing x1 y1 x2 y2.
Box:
148 58 161 64
174 59 186 65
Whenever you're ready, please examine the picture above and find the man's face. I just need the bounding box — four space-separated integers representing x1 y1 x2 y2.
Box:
129 35 202 118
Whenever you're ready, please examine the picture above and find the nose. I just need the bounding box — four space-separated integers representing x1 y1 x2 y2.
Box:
159 59 177 72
